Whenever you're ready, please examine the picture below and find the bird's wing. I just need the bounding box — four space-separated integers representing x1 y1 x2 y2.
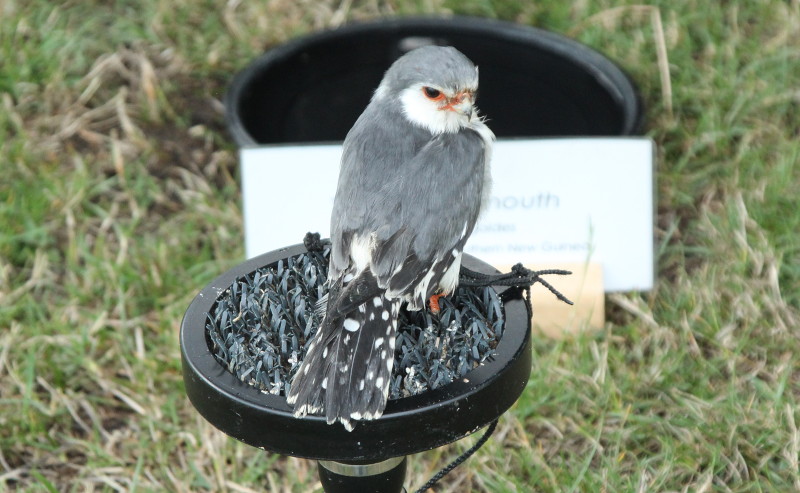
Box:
329 124 489 310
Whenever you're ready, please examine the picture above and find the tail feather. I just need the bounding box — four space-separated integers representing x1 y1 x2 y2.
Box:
287 294 400 431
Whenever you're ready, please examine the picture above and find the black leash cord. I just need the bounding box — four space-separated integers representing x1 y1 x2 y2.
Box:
413 419 499 493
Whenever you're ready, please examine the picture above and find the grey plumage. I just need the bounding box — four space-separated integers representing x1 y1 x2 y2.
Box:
286 45 494 430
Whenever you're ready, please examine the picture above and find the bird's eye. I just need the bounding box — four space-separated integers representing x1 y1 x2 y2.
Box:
422 87 444 100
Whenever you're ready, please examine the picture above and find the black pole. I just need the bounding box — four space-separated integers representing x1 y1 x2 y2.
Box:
318 457 407 493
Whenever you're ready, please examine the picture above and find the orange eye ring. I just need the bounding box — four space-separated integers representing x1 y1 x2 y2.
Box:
422 86 445 101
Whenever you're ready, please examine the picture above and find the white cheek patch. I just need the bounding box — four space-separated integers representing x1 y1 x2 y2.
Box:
399 85 465 134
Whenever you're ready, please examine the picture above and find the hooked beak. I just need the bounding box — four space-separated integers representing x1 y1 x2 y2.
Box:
444 92 474 118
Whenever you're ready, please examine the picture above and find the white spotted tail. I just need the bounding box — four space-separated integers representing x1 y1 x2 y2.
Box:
286 291 400 431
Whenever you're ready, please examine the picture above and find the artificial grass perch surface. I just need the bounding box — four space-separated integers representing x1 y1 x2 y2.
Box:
206 243 506 401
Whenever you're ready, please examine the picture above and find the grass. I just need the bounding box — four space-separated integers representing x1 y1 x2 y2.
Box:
1 0 798 491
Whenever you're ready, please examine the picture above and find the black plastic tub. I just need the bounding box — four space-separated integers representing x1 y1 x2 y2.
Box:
225 16 644 146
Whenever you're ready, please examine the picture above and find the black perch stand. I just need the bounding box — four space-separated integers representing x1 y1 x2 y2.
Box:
184 15 643 492
181 244 532 492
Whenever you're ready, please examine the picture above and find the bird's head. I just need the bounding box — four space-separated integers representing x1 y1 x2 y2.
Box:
373 46 481 135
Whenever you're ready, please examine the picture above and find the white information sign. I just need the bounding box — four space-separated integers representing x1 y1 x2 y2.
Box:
241 138 654 292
